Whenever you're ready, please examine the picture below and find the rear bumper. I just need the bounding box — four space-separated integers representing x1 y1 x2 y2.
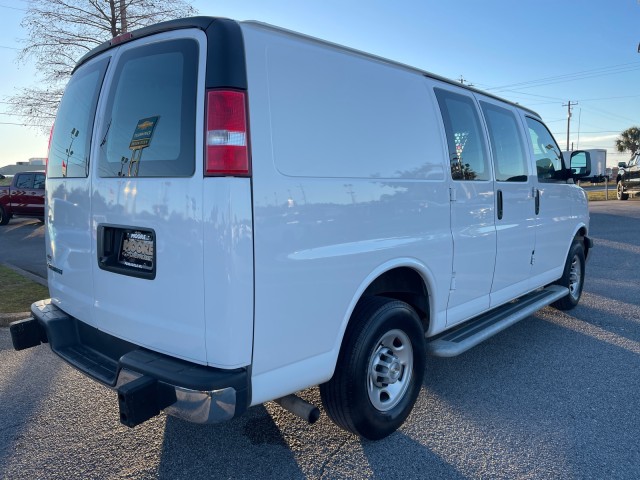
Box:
10 299 250 427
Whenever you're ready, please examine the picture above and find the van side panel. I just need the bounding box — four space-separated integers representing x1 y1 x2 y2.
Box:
202 178 254 368
241 24 452 404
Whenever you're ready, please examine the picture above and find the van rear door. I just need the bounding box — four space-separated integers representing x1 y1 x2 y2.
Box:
46 55 110 326
90 31 209 364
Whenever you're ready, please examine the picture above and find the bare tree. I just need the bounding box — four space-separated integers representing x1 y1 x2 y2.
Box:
7 0 197 132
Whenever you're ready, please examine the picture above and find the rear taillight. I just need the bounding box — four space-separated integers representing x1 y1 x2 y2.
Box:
205 89 250 176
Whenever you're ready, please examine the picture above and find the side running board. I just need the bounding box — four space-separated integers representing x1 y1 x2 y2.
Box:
427 285 568 357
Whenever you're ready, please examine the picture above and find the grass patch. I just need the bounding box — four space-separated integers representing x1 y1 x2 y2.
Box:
0 264 48 314
586 190 614 201
586 189 639 201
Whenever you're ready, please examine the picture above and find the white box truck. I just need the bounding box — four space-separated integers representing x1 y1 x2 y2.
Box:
565 148 607 182
10 17 593 440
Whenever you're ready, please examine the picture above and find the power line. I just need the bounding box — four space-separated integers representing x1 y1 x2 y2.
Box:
579 94 640 102
562 131 621 134
579 104 637 125
489 83 639 135
0 121 48 126
0 112 54 120
525 94 640 106
0 3 27 11
487 61 640 92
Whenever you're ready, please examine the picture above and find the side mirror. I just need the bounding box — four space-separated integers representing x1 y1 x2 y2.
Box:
570 150 591 179
618 161 627 169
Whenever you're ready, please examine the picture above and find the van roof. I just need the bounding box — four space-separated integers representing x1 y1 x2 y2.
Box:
76 16 539 118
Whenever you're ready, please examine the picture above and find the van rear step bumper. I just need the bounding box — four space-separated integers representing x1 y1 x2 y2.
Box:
427 285 568 357
10 299 249 427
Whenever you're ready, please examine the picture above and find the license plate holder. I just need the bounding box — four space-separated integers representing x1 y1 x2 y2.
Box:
97 225 156 280
119 230 155 271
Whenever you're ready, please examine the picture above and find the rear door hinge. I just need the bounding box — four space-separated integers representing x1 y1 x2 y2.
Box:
530 250 535 265
450 272 456 290
449 187 457 202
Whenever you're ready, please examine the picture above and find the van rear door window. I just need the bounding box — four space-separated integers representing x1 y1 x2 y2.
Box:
434 88 490 181
48 58 109 178
98 39 198 178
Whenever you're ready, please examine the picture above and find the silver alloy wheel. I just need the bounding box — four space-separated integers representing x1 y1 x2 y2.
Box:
568 254 582 300
367 329 413 412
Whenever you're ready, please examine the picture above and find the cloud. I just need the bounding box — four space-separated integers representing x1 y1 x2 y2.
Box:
578 134 618 145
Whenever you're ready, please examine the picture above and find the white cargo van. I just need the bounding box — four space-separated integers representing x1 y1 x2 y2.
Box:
11 17 593 440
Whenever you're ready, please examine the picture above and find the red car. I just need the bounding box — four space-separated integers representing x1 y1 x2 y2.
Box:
0 171 45 225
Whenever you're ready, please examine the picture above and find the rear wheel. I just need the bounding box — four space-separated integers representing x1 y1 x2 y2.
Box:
552 239 585 310
320 296 426 440
617 181 629 200
0 206 10 225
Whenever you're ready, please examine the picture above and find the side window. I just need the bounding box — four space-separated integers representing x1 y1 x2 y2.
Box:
33 174 45 189
435 88 490 181
98 39 198 178
48 58 109 178
525 117 567 182
15 174 34 189
480 102 528 182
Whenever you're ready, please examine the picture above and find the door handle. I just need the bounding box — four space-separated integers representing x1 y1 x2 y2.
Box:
497 190 503 220
535 189 540 215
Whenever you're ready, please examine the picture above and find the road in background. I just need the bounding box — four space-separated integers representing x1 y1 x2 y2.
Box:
0 203 639 479
0 218 46 278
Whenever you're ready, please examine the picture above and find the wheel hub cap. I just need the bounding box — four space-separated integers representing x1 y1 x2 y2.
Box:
371 347 402 386
367 329 414 412
569 255 582 298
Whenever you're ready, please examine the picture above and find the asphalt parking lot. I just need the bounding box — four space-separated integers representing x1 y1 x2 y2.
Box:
0 218 46 279
0 202 639 479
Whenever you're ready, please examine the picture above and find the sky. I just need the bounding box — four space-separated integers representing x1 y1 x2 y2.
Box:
1 0 639 169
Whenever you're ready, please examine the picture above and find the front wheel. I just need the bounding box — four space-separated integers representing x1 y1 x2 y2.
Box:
617 181 629 201
320 296 426 440
552 239 586 310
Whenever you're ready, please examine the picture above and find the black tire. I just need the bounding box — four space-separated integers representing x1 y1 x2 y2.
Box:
0 205 10 225
552 239 586 310
617 181 629 201
320 296 426 440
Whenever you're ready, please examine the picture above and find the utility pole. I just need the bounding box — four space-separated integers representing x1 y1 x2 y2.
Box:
563 101 578 151
458 76 473 87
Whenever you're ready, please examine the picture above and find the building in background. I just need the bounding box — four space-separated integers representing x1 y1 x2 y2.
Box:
0 157 46 176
